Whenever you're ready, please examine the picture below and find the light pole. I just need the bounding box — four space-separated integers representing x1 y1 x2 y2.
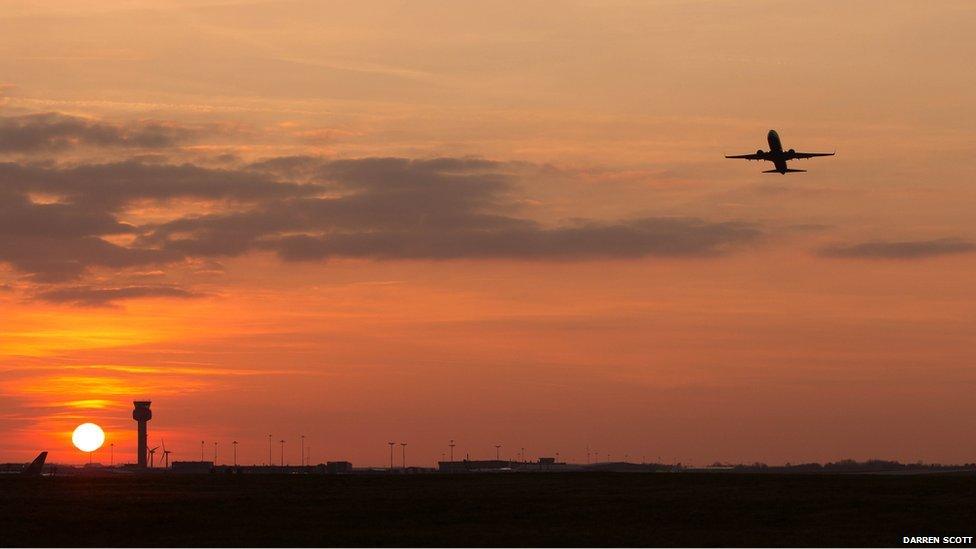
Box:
400 442 407 469
449 439 455 462
110 443 114 466
388 442 395 470
495 445 501 460
279 439 285 466
268 434 272 466
200 440 205 461
521 447 525 463
301 435 305 467
232 441 238 467
214 441 218 463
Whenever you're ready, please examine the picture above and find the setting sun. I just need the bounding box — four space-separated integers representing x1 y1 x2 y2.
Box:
71 423 105 453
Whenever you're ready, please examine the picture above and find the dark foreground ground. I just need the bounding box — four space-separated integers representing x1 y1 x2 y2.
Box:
1 473 974 547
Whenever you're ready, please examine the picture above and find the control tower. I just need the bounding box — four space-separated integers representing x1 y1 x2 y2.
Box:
132 401 152 467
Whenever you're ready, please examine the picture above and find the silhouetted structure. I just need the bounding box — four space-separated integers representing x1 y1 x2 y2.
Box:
326 461 353 474
22 452 47 476
438 459 513 473
132 401 152 467
172 461 213 474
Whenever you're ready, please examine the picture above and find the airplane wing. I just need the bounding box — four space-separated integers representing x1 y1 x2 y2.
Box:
725 153 764 160
791 151 834 159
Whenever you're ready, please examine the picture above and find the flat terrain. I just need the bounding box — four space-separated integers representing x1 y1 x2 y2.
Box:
1 473 974 547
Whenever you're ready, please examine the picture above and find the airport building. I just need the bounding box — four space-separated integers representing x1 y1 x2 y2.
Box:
437 458 568 473
172 461 214 474
326 461 353 474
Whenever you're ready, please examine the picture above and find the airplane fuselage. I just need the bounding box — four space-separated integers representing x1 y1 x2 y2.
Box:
766 130 790 173
767 129 783 154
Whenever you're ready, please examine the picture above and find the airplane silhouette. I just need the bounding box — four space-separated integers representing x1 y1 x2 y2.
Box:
726 130 834 174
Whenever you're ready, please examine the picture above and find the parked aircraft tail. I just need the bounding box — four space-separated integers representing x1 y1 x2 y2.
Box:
23 452 47 476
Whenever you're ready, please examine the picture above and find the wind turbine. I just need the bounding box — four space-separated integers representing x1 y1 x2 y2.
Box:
161 439 171 469
148 445 160 468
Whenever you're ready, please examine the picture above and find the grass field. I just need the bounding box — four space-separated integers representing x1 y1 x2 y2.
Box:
1 473 973 547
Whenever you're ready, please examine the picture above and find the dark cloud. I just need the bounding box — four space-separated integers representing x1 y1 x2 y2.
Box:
0 235 180 282
0 158 314 282
266 217 760 262
33 285 199 306
247 155 324 177
136 157 526 256
787 223 832 233
0 112 193 152
818 238 976 259
0 188 134 238
142 157 760 261
0 160 320 210
320 157 507 188
0 143 764 300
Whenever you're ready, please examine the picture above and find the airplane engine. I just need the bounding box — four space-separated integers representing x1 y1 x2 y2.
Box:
756 149 764 158
788 148 795 155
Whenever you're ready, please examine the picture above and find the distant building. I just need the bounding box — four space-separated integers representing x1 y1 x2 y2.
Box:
326 461 353 474
437 457 578 473
438 459 513 473
171 461 213 474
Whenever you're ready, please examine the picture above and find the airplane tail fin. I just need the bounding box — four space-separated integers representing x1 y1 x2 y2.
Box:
762 168 806 174
23 451 47 476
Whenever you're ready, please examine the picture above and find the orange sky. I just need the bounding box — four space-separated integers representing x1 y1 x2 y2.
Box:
1 1 975 467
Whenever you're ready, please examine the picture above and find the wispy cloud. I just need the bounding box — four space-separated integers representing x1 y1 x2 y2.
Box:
32 285 201 307
817 238 976 259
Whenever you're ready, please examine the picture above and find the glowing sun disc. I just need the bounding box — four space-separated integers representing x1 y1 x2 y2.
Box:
72 423 105 453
